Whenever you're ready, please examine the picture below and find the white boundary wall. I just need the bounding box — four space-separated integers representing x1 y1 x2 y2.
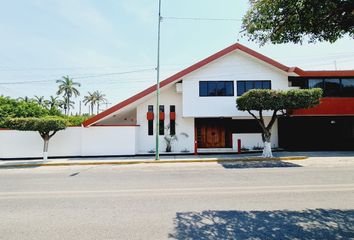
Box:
0 126 138 159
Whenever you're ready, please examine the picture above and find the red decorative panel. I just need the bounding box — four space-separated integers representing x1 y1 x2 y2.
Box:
146 112 154 120
292 98 354 116
159 112 165 120
170 112 176 120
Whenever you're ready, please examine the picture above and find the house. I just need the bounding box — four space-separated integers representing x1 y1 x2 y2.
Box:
82 43 354 154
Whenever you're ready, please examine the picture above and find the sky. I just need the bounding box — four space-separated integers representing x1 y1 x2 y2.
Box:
0 0 353 114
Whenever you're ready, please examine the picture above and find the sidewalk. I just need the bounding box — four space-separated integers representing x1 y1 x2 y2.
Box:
1 151 354 168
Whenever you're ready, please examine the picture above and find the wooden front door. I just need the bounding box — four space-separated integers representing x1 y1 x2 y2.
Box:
197 119 228 148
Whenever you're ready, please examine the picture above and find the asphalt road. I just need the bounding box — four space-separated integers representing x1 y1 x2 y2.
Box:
0 160 353 239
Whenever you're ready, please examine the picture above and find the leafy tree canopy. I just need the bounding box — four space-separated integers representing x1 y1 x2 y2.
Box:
236 88 323 111
3 116 67 135
64 115 91 126
242 0 354 44
236 88 322 157
0 96 49 121
0 96 87 127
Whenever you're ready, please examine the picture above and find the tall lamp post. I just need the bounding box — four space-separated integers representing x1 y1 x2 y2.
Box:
155 0 162 160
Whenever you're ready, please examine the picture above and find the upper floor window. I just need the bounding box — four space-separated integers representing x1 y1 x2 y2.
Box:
237 80 271 96
308 78 354 97
199 81 234 97
342 79 354 97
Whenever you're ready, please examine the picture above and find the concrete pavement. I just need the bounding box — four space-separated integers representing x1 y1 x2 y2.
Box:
0 158 353 239
1 151 354 168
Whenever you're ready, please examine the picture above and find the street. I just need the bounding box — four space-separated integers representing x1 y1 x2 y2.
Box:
0 159 353 239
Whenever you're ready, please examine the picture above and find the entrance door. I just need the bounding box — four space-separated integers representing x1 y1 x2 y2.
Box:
196 118 231 148
200 125 226 148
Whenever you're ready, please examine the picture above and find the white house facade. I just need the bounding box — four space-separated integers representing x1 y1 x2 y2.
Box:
1 43 353 159
82 43 354 155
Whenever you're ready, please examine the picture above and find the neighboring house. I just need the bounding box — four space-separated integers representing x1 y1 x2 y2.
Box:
83 43 354 154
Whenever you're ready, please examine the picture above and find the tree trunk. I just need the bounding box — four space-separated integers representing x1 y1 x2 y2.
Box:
262 130 273 158
97 103 99 114
67 97 70 116
43 135 50 161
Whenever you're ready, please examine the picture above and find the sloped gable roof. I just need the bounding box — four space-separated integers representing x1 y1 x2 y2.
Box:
83 43 354 127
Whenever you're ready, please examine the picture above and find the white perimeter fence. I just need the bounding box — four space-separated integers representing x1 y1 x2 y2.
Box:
0 126 138 159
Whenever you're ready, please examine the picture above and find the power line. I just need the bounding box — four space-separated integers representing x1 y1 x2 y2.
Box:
71 68 154 79
0 68 155 85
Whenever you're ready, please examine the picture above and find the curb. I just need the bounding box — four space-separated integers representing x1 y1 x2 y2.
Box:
0 156 308 168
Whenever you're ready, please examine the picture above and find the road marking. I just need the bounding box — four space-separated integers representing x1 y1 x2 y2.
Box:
0 184 354 199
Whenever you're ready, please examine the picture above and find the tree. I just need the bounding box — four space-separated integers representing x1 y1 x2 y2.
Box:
34 95 45 107
61 96 75 115
236 88 322 157
56 75 80 115
242 0 354 45
45 95 60 110
3 117 67 161
17 96 33 103
93 90 107 114
0 96 48 124
83 91 96 115
83 91 107 115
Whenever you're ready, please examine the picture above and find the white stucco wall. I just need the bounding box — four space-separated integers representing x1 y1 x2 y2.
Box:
0 126 138 159
81 126 137 156
182 50 290 117
232 117 279 150
136 86 195 154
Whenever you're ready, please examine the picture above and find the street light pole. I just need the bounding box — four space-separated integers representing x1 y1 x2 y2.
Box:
155 0 162 160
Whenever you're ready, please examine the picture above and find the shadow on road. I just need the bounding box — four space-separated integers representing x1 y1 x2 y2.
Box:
218 160 302 169
69 166 98 177
169 209 354 239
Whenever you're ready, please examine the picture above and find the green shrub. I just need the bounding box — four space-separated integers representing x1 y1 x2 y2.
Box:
63 115 91 126
3 116 68 133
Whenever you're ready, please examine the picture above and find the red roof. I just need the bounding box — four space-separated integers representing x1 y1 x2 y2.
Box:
295 70 354 77
83 43 354 127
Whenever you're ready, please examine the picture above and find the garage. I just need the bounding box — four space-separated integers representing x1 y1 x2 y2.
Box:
278 116 354 150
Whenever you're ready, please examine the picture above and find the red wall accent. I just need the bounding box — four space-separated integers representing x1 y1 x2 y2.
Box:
146 112 154 120
170 112 176 120
292 98 354 116
159 112 165 120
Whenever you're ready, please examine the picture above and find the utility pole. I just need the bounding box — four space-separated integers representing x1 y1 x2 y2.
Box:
155 0 162 160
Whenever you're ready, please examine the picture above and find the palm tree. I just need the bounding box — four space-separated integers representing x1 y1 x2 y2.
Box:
83 92 96 115
57 99 67 114
93 90 107 114
62 96 75 115
17 96 33 102
45 95 60 109
34 95 45 107
56 75 80 115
